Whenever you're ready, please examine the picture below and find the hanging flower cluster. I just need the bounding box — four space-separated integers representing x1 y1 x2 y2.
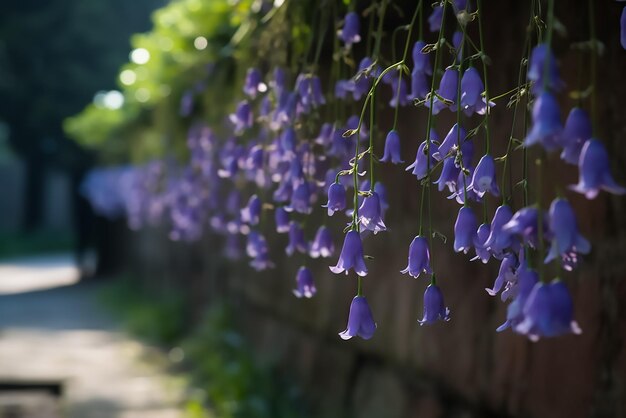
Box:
81 0 625 343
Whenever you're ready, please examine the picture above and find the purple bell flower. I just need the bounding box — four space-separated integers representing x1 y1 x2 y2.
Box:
229 100 254 134
340 12 361 46
453 0 468 11
270 67 287 96
243 68 267 98
241 194 261 225
250 251 275 271
426 68 458 114
346 114 369 140
418 284 451 325
329 230 368 276
352 57 380 100
436 123 467 159
358 192 387 234
485 254 517 297
515 280 582 341
452 31 463 62
374 182 390 214
315 123 334 147
354 179 370 209
285 181 312 214
524 91 563 151
410 67 430 100
286 221 307 256
406 130 439 180
428 5 443 32
280 127 297 158
544 198 590 270
472 223 491 263
335 79 353 100
401 236 432 278
460 67 492 116
324 182 347 216
246 145 264 170
380 130 404 164
339 296 376 340
408 41 432 100
275 206 290 233
386 73 410 107
246 231 268 258
448 165 480 205
503 206 550 249
469 154 500 197
329 125 352 157
434 157 460 192
296 74 325 110
259 95 272 118
412 41 432 75
293 266 316 298
559 107 592 164
569 139 626 199
271 91 297 130
496 262 538 332
454 206 478 253
310 225 335 258
273 179 292 203
483 205 514 256
527 44 564 95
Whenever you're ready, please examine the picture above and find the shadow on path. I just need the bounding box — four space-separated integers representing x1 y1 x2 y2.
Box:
0 253 184 418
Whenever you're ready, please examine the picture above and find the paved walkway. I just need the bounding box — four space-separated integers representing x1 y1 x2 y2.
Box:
0 254 185 418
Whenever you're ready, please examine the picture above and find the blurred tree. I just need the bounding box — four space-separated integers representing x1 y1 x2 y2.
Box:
0 0 164 230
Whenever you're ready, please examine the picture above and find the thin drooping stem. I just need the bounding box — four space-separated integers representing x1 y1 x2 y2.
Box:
369 88 376 187
455 29 469 207
422 1 448 264
366 4 375 55
477 0 491 155
372 1 389 59
501 4 535 203
392 1 423 130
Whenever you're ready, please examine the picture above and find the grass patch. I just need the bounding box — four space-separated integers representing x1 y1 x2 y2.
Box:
99 276 188 346
99 276 309 418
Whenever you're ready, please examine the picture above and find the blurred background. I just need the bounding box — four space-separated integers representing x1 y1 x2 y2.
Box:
1 1 625 418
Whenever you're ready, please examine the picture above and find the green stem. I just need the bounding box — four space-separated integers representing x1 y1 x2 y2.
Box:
369 88 375 187
422 0 447 263
312 7 329 68
477 0 491 155
502 7 534 203
372 0 388 59
352 128 361 230
418 185 426 235
392 1 423 130
455 30 469 207
366 5 375 56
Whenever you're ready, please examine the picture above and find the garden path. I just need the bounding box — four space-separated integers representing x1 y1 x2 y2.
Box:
0 253 184 418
